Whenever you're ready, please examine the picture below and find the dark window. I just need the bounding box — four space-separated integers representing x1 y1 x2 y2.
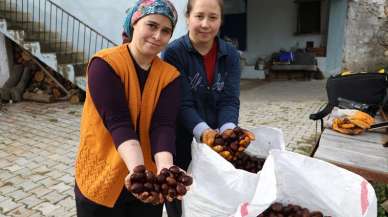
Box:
296 1 321 34
220 13 247 51
220 0 247 51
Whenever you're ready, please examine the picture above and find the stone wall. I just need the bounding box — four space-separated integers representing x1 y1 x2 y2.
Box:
342 0 387 72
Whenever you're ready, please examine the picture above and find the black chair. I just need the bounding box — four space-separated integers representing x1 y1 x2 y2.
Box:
309 72 387 156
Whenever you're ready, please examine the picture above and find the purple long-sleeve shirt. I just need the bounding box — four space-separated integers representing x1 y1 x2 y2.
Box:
88 57 180 156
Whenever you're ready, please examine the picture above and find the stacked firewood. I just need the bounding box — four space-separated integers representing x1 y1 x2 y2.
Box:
0 51 34 102
24 65 83 104
0 46 84 104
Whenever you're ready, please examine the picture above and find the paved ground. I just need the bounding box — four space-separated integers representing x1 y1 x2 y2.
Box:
0 79 327 217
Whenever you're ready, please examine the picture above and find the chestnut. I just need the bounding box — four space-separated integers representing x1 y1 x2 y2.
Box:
130 173 146 183
169 165 180 174
143 182 154 192
176 183 187 195
130 183 144 194
133 165 146 173
180 175 193 186
166 177 177 187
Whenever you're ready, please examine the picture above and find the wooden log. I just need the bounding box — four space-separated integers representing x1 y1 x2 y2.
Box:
23 91 53 103
30 58 70 97
52 87 62 98
44 76 55 87
21 51 32 62
10 66 33 102
69 94 80 104
1 64 24 88
1 64 24 101
68 89 84 104
0 88 11 101
33 70 45 82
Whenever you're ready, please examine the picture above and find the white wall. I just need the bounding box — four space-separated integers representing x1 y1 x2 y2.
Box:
245 0 322 64
50 0 188 45
170 0 189 40
0 33 10 87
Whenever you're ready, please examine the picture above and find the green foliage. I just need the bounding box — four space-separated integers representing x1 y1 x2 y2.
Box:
372 182 387 217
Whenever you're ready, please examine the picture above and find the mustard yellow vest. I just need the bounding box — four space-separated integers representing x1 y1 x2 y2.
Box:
75 44 179 207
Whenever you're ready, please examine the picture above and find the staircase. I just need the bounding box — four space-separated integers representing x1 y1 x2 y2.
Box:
0 0 117 91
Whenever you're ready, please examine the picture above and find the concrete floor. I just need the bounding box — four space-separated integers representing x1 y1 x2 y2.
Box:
0 79 328 217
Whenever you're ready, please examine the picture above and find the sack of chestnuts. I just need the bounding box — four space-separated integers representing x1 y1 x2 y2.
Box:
231 152 265 174
128 165 193 204
257 202 328 217
205 127 255 162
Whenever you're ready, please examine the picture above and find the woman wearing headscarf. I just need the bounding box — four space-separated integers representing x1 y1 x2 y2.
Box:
74 1 182 216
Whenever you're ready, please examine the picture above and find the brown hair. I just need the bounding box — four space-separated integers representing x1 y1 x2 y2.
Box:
186 0 224 19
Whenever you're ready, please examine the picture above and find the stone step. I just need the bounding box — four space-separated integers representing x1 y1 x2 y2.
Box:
38 41 75 53
6 20 43 31
56 51 85 65
23 30 59 42
0 9 30 21
0 7 101 92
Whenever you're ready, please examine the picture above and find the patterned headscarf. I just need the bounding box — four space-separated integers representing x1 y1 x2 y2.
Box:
123 0 178 37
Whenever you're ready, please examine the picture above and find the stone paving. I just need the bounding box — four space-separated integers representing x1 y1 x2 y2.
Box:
0 79 327 216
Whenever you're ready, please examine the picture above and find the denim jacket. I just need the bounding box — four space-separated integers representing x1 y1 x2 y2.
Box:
162 34 240 141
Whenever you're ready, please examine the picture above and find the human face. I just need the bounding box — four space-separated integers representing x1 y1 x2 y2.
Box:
131 14 173 58
187 0 222 46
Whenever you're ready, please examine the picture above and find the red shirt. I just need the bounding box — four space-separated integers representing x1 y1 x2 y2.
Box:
203 41 218 86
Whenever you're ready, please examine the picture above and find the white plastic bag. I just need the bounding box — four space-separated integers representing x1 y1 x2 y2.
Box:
182 126 285 217
232 150 377 217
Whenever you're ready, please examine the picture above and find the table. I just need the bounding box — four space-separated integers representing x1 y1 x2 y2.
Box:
314 128 388 183
269 64 318 80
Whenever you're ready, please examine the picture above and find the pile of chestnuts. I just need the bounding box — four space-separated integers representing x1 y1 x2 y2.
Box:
257 202 327 217
128 165 193 204
231 152 265 173
206 127 255 162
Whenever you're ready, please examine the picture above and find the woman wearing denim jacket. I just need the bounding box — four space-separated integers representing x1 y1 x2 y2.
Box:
162 0 243 216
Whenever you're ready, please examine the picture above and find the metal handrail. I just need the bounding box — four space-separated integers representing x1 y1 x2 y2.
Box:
0 0 117 65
